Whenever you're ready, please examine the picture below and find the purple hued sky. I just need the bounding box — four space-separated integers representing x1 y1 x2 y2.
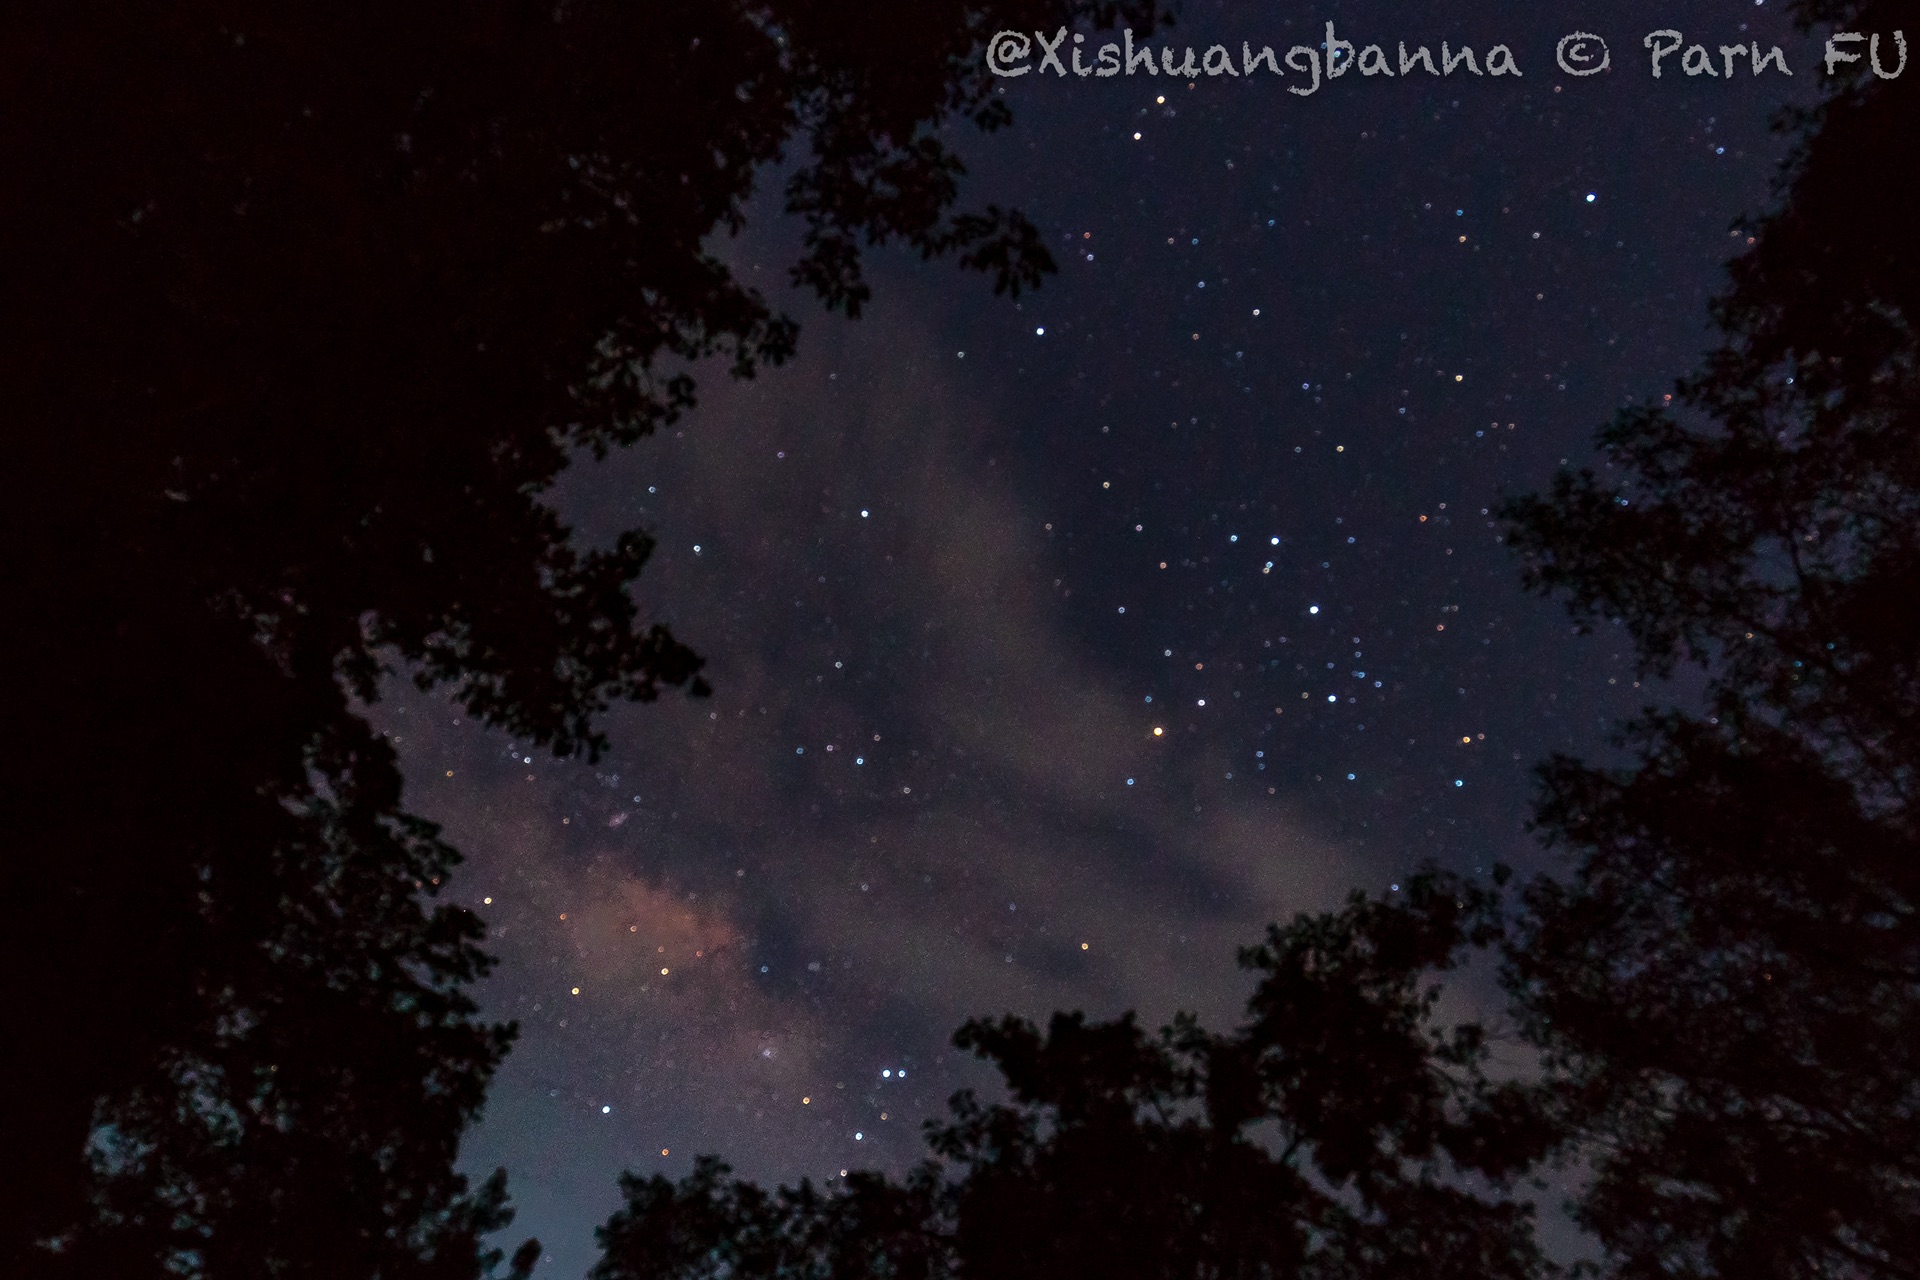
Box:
370 4 1818 1271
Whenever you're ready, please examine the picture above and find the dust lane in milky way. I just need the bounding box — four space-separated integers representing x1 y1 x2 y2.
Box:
378 3 1816 1271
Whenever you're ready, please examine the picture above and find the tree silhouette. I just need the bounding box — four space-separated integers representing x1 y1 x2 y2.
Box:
1496 1 1920 1274
0 1 1155 1274
587 3 1920 1277
591 872 1558 1280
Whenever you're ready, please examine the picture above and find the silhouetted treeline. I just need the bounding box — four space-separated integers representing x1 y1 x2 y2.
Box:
1496 0 1920 1270
588 1 1920 1277
594 875 1556 1280
0 1 1157 1275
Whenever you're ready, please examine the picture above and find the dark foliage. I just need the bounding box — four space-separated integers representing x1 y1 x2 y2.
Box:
0 0 1153 1273
593 2 1920 1276
1496 2 1920 1276
591 872 1557 1280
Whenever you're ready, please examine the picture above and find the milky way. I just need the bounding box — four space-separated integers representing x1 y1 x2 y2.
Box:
371 3 1819 1272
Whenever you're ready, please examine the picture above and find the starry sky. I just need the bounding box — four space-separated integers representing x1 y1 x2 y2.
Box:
369 3 1822 1272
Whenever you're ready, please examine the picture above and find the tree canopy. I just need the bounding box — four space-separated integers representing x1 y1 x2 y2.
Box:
0 0 1155 1274
11 0 1915 1273
591 873 1556 1280
586 1 1920 1276
1495 0 1920 1273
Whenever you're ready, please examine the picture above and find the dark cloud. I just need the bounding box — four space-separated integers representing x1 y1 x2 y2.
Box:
385 296 1367 1272
371 6 1824 1270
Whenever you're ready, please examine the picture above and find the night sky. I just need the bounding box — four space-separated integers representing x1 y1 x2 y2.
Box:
368 4 1820 1272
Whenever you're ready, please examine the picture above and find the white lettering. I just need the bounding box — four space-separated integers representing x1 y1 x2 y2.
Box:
1285 45 1322 95
1826 31 1865 75
1203 44 1239 76
1871 31 1907 78
1243 43 1282 75
1645 29 1682 78
1124 28 1157 75
1326 22 1355 77
1036 27 1068 77
1162 45 1199 77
